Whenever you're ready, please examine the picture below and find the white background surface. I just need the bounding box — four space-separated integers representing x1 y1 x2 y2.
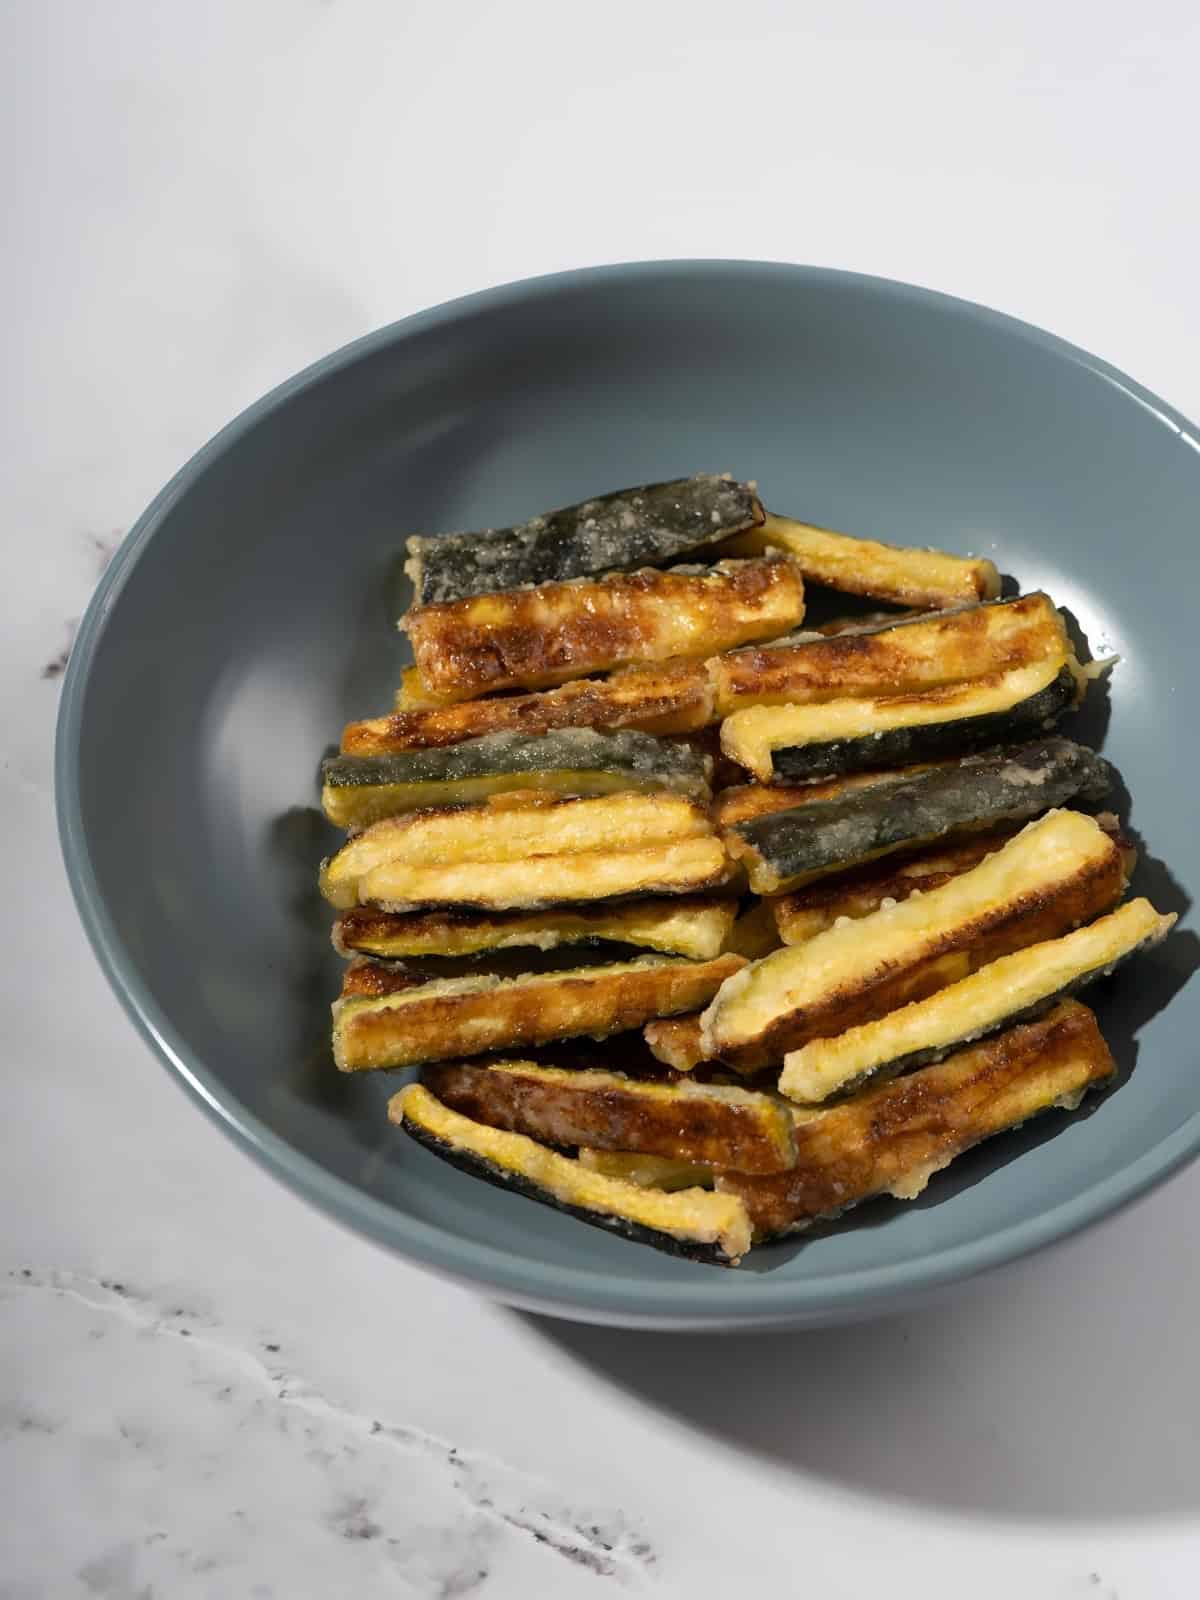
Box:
3 3 1199 1595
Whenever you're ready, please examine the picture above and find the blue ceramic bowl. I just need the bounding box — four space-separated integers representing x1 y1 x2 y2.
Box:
57 263 1200 1329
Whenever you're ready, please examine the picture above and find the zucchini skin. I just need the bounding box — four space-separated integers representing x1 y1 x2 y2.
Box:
402 557 805 698
763 665 1081 783
718 1001 1115 1239
405 475 764 605
322 727 711 828
727 738 1113 894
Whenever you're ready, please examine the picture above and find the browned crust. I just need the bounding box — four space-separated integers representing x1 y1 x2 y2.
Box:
338 958 427 999
333 953 746 1071
712 594 1065 714
421 1061 797 1174
643 1012 711 1073
343 661 714 753
716 1001 1115 1237
717 832 1130 1069
402 558 805 698
773 828 1138 944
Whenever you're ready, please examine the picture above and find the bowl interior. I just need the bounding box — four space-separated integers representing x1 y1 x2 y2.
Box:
60 263 1200 1326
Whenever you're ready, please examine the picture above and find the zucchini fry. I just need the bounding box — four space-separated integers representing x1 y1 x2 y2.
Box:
333 952 745 1071
323 726 710 829
738 511 1001 608
402 556 805 698
344 660 714 754
392 1084 751 1266
719 1002 1115 1238
773 823 1135 945
712 593 1066 715
779 898 1174 1102
421 1060 797 1174
405 474 764 605
643 1012 712 1074
721 657 1083 784
320 790 712 908
725 737 1113 894
334 896 738 961
702 809 1131 1071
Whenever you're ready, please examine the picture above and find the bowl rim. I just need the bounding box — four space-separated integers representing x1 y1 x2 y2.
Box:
55 258 1200 1328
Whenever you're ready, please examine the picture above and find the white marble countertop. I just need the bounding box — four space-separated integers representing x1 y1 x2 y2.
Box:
4 3 1199 1595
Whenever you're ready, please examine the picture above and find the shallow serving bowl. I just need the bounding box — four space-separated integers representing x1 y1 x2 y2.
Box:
56 261 1199 1329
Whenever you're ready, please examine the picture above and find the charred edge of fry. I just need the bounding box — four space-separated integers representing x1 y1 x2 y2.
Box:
338 959 428 999
420 1060 797 1174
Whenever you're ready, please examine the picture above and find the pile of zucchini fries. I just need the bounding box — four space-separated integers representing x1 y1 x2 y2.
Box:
317 474 1174 1267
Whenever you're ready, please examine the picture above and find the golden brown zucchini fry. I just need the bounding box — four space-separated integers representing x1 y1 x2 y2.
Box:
421 1060 797 1174
394 666 470 710
719 1001 1115 1238
338 958 426 1000
734 512 1001 608
320 790 713 909
721 657 1083 784
333 952 745 1071
334 896 738 961
345 660 715 754
773 823 1135 945
392 1084 751 1266
779 898 1174 1102
401 556 805 698
711 593 1066 715
702 809 1131 1071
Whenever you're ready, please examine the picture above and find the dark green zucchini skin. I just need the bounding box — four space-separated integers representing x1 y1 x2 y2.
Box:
734 738 1112 884
770 667 1079 781
323 727 710 793
405 475 763 604
400 1119 736 1267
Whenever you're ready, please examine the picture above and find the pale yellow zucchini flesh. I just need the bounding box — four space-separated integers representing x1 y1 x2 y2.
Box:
779 898 1174 1102
333 952 746 1071
360 837 733 913
702 809 1131 1071
392 1084 751 1266
718 1001 1115 1239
